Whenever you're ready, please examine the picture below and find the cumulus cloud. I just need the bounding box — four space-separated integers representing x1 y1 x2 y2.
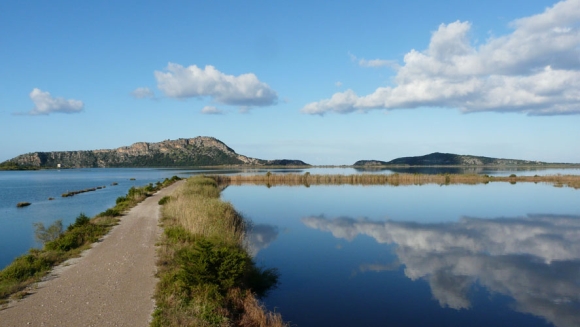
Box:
201 106 224 115
154 63 278 107
131 87 155 99
303 0 580 116
303 214 580 326
28 88 84 115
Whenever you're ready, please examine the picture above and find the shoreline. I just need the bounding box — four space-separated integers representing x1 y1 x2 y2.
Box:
0 180 183 326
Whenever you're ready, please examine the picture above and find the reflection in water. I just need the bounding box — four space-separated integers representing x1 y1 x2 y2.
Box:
302 214 580 327
245 223 280 257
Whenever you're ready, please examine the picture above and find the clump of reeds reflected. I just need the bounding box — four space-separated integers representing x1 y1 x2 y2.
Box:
214 173 580 189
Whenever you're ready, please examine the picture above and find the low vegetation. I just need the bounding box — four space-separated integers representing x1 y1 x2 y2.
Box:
0 176 182 304
153 175 287 327
0 161 38 171
16 202 31 208
215 172 580 189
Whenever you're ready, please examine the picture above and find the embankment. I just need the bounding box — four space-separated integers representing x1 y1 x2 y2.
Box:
153 175 288 327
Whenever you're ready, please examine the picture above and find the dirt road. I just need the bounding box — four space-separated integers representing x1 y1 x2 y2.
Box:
0 181 182 327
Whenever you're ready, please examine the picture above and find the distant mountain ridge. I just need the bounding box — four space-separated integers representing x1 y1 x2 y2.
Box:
354 152 558 166
4 137 309 168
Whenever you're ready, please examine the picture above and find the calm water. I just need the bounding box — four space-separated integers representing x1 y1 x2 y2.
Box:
222 182 580 327
2 167 580 326
0 168 199 269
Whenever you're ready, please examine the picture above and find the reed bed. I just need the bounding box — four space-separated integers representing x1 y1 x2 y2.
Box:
154 175 287 327
214 173 580 189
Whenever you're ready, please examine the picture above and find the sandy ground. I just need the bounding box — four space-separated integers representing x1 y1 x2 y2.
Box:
0 181 183 327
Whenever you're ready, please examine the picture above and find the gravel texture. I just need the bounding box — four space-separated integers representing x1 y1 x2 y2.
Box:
0 181 182 326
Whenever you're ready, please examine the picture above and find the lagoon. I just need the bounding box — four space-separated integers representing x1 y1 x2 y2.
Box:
222 182 580 327
2 166 580 326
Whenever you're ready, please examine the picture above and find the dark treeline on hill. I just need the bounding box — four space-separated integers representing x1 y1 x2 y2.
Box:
0 161 38 171
354 152 570 167
3 137 309 169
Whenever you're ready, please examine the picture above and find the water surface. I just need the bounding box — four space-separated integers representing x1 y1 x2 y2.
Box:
223 183 580 327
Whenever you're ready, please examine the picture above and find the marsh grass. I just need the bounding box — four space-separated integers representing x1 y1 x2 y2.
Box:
214 173 580 189
0 176 182 303
153 175 287 327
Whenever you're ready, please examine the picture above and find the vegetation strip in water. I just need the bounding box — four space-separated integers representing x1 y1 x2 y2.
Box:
0 176 182 305
215 172 580 188
153 175 287 327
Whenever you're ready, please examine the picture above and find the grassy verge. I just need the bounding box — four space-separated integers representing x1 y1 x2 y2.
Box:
153 175 287 327
215 173 580 189
0 176 182 305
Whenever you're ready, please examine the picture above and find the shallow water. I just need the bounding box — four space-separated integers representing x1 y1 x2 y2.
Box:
222 183 580 327
0 168 197 269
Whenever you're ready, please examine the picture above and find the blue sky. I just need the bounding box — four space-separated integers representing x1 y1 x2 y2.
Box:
1 0 579 165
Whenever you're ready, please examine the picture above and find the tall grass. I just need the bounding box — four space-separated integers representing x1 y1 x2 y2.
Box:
0 176 182 305
214 173 580 189
153 176 287 327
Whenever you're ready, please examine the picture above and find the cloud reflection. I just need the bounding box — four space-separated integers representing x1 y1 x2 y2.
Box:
302 214 580 327
245 223 280 257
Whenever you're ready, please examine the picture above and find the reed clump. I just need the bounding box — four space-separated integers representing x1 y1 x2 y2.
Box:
153 175 287 327
0 176 182 303
214 173 580 189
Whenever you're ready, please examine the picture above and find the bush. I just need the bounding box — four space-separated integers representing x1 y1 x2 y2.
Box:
0 253 53 282
164 226 194 243
67 213 90 231
176 239 249 294
46 223 105 252
98 208 121 217
158 196 171 205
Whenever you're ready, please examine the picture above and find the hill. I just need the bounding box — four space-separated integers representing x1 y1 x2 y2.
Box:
3 137 310 168
354 152 558 167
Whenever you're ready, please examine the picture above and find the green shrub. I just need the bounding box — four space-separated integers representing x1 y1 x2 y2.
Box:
176 239 249 294
45 224 105 252
158 196 171 205
0 251 59 282
67 213 90 231
164 226 194 243
98 208 121 217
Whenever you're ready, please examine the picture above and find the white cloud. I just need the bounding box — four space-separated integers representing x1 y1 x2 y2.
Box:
335 81 343 87
28 88 84 115
154 63 278 107
358 58 399 69
349 52 399 69
201 106 224 115
131 87 155 99
304 0 580 116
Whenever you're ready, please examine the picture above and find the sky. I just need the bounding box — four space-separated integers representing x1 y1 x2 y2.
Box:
1 0 580 165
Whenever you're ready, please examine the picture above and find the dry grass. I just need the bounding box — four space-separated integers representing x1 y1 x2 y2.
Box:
228 288 288 327
162 178 245 246
214 173 580 189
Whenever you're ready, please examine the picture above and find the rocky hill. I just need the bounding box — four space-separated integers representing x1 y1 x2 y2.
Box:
4 137 310 168
354 152 554 166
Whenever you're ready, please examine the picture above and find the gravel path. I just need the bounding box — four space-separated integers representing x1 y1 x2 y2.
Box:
0 181 182 327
